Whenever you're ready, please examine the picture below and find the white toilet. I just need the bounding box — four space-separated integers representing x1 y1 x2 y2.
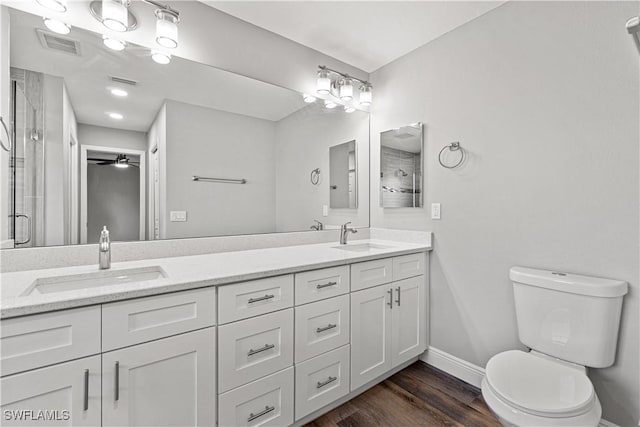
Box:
482 267 628 427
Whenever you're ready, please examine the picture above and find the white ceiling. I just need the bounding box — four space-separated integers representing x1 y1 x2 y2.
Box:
9 6 307 132
204 1 506 73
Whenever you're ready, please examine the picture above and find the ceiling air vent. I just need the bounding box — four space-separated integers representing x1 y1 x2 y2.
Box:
109 76 138 86
36 29 80 56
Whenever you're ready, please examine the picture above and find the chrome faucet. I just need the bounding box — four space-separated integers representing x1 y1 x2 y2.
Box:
99 226 111 269
310 220 324 231
339 222 357 245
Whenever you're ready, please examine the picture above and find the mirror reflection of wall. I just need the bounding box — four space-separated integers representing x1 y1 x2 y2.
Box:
380 123 423 208
2 6 370 249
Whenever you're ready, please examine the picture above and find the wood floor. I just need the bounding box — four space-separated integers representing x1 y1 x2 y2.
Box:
305 361 501 427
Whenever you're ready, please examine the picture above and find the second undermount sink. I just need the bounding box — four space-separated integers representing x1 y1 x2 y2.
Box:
21 266 168 296
332 243 394 252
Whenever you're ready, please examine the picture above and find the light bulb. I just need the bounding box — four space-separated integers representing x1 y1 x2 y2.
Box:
359 84 372 106
103 36 125 51
110 88 128 97
344 106 355 113
43 17 70 34
303 94 316 103
102 0 129 32
317 69 331 95
151 51 171 65
36 0 67 12
324 100 337 109
108 112 123 120
155 9 179 49
339 78 353 101
115 162 129 168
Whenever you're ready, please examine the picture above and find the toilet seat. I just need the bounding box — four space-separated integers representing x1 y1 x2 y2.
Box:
485 350 595 418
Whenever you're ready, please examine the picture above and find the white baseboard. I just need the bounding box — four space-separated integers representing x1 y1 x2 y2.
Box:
421 347 619 427
421 346 485 388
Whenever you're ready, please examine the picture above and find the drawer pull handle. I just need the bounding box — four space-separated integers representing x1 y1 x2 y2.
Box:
248 405 275 422
248 343 275 356
316 323 337 333
248 294 275 304
114 361 120 402
83 369 89 411
387 288 393 309
316 281 337 289
317 376 338 389
396 286 401 307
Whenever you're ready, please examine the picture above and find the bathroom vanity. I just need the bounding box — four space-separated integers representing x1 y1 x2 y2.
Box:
0 240 430 426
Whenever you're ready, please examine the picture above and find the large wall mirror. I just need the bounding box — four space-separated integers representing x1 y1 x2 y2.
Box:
2 6 369 249
379 123 423 208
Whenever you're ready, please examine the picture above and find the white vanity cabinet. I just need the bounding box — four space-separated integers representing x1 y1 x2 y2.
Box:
350 254 427 390
102 328 216 427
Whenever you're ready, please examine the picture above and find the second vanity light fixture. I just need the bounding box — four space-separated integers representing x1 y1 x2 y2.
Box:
316 65 373 107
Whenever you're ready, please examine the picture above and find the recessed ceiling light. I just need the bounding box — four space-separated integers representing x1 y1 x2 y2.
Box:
110 88 128 97
344 106 355 113
324 100 337 109
43 17 70 34
103 36 125 51
151 51 171 65
36 0 67 13
303 94 316 103
108 112 123 120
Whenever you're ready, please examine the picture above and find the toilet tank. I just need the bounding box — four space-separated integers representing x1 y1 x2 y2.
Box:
510 266 628 368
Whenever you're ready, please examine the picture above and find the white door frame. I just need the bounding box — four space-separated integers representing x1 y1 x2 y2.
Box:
80 145 146 244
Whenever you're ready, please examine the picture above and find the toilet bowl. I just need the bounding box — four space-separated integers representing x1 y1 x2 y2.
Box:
481 267 628 427
481 350 601 427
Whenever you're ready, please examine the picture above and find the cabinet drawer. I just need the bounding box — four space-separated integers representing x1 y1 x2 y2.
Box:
219 366 294 427
295 266 349 305
218 309 293 393
218 275 293 324
393 252 426 281
102 287 216 351
295 345 350 421
351 258 393 291
1 306 100 376
295 295 349 363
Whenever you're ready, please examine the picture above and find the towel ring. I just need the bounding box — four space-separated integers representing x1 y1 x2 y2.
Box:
310 168 320 185
438 142 465 169
0 116 11 152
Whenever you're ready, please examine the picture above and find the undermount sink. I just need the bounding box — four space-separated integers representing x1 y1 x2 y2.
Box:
21 266 168 296
332 243 394 252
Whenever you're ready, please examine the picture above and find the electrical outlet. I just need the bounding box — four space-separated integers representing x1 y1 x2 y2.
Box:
431 203 441 220
170 211 187 222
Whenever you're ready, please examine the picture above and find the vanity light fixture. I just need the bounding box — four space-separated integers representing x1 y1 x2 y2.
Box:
155 9 179 49
101 0 130 32
303 94 317 103
103 36 126 51
316 65 373 107
36 0 67 13
43 17 70 34
324 100 337 109
108 112 124 120
151 50 171 65
344 106 355 113
110 88 128 97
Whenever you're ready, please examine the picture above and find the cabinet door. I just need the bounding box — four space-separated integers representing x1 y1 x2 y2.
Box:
102 328 216 427
0 355 101 426
391 276 426 367
350 285 392 391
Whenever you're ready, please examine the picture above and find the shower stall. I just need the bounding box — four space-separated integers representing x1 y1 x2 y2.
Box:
6 67 45 248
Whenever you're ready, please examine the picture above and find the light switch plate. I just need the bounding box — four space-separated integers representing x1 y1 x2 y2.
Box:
322 205 329 217
170 211 187 222
431 203 441 220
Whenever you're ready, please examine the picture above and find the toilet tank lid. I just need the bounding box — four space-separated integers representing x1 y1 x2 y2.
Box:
510 266 628 297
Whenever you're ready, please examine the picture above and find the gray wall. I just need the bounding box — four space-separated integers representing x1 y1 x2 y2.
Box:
77 124 148 152
369 1 639 425
87 163 140 243
164 100 277 238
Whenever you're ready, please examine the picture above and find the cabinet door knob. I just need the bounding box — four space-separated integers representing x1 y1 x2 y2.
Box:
316 323 337 333
316 281 337 289
387 288 393 309
83 369 89 411
114 361 120 402
316 376 337 389
247 405 275 422
248 294 275 304
247 343 275 356
395 286 401 307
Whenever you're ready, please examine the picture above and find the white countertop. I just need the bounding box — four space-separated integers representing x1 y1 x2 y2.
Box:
0 239 431 319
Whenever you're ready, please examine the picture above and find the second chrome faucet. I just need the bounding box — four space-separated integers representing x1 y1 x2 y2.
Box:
339 222 357 245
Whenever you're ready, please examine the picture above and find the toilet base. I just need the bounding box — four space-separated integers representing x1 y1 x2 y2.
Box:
481 377 602 427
